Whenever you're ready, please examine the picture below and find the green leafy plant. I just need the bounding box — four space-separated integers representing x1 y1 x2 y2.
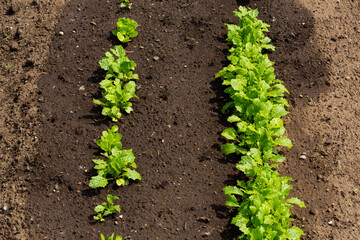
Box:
94 45 139 121
94 79 137 121
99 45 138 82
89 126 141 188
94 195 121 221
96 125 123 157
217 6 305 239
119 0 132 9
112 18 138 43
100 233 123 240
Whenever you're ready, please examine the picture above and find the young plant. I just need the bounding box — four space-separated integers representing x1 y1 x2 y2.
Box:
112 18 138 43
119 0 132 9
94 195 121 222
94 79 137 121
99 45 139 82
100 233 123 240
96 125 123 157
89 127 141 188
94 45 139 121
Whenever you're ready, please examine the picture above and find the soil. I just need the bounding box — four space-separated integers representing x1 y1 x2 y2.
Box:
1 0 359 240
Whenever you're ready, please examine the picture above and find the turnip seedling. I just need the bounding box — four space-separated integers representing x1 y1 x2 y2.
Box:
100 233 122 240
119 0 132 9
94 195 121 222
112 18 138 43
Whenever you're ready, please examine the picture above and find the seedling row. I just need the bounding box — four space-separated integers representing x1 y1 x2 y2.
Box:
216 7 305 239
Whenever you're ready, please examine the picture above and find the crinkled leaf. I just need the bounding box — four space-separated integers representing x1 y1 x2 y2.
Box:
89 176 108 188
124 169 141 181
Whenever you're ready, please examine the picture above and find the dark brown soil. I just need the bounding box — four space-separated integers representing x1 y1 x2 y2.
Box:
1 0 359 239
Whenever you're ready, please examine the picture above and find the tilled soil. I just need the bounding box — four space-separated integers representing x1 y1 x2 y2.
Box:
1 0 359 239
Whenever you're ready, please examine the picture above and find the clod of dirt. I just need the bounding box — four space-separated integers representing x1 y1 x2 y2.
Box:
201 232 211 237
196 217 210 223
10 42 19 52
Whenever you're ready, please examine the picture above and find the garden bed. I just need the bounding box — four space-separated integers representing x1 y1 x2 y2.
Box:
1 0 359 239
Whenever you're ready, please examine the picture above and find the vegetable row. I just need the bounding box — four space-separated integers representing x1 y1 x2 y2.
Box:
216 7 305 240
88 16 140 240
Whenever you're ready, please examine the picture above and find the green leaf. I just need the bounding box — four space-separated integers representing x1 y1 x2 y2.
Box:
124 169 141 181
94 205 106 213
286 197 306 208
270 154 285 163
102 107 111 116
221 143 247 155
286 227 305 239
93 99 103 105
221 143 237 155
274 136 293 148
227 115 241 123
225 194 240 207
107 194 119 204
223 186 243 196
111 45 126 58
221 128 238 141
116 178 126 186
271 105 289 118
89 175 108 188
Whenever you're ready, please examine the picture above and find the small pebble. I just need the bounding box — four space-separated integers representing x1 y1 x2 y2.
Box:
153 56 160 61
299 155 307 160
79 85 85 91
59 31 64 36
328 220 333 225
